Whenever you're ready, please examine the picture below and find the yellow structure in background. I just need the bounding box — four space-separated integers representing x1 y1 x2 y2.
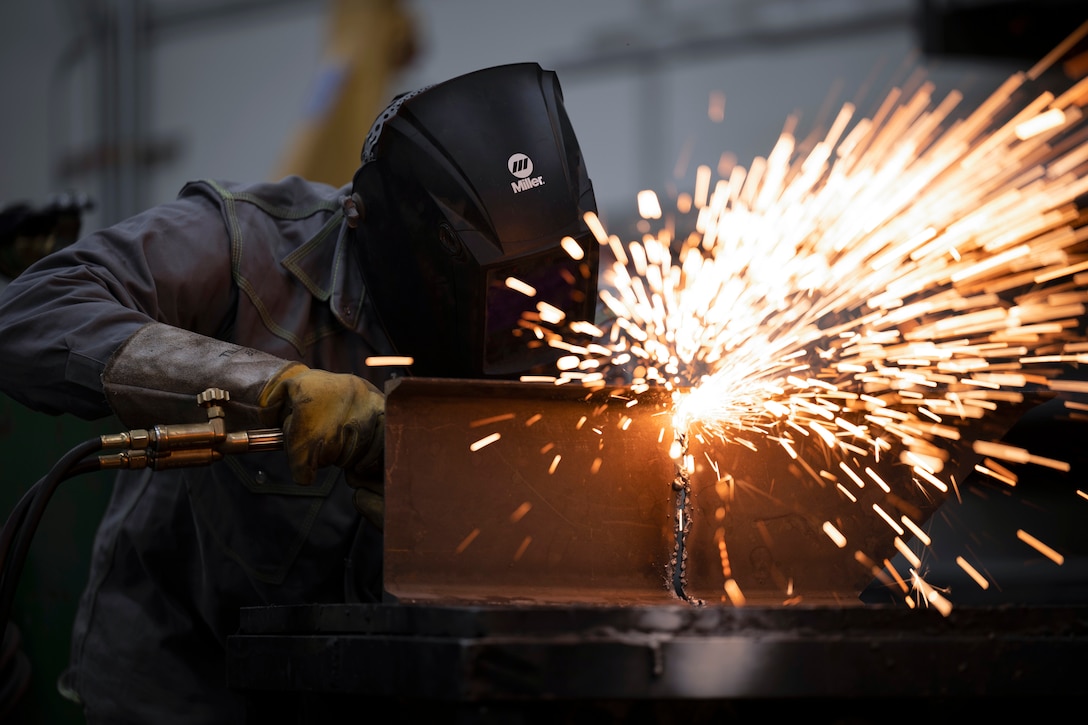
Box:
275 0 417 187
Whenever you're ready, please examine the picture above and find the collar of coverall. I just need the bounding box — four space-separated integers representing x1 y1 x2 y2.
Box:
278 189 389 349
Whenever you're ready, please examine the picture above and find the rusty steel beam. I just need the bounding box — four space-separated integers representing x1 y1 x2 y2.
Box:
383 378 680 604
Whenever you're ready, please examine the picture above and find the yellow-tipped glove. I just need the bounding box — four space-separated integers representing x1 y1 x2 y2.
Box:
260 365 386 527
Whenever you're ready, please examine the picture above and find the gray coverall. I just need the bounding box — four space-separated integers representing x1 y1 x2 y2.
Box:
0 176 396 723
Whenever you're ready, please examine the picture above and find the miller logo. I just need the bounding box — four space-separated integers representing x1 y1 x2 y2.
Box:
508 153 545 194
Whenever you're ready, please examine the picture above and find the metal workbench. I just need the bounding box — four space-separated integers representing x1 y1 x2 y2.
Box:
227 601 1088 722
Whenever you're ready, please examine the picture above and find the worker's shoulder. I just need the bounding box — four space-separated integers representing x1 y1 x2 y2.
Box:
179 176 348 220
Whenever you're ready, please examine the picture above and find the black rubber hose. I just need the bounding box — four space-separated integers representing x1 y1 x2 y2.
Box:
0 444 100 575
0 437 102 628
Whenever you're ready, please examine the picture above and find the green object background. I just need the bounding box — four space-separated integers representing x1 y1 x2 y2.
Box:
0 396 114 724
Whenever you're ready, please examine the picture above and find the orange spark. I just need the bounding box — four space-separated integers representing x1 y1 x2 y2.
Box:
469 432 501 451
365 355 414 367
455 528 480 554
1017 529 1065 565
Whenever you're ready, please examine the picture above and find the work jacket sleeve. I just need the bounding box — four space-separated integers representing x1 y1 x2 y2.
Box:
0 191 237 421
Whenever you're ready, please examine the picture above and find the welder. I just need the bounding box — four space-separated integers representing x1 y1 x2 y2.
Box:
0 62 599 723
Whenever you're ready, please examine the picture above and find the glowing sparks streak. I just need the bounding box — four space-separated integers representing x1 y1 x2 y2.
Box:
865 466 892 493
913 466 949 493
365 355 414 367
470 413 515 428
822 521 847 548
872 504 905 536
637 190 663 219
973 440 1071 472
1014 107 1065 140
561 235 585 260
723 578 746 606
513 536 532 561
974 458 1018 487
912 571 953 617
455 528 479 554
885 560 909 594
839 461 865 489
537 302 566 325
505 277 536 297
894 537 922 569
518 33 1088 610
901 517 932 546
570 321 604 336
557 355 579 371
1017 529 1065 565
509 502 532 523
955 556 990 590
469 433 501 451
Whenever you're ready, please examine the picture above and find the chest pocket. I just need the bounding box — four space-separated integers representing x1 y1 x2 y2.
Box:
186 451 356 586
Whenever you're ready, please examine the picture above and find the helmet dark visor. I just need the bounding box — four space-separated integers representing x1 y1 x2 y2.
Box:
482 230 596 376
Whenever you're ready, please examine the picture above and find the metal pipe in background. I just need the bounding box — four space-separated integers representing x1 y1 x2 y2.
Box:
48 0 321 228
112 0 147 224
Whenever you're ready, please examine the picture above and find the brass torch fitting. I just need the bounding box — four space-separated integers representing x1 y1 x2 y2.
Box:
97 388 283 470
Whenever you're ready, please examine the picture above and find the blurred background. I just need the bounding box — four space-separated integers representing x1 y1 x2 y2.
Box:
6 0 1080 235
1 0 1086 722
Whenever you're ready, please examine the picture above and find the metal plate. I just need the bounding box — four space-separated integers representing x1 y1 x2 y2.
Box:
383 378 680 604
683 434 936 605
681 396 1039 604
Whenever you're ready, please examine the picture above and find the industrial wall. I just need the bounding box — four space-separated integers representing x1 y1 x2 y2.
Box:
2 0 1027 232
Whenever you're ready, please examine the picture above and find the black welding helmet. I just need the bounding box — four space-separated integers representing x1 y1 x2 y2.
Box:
350 62 599 378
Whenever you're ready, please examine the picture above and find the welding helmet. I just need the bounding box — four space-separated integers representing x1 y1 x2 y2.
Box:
349 62 600 378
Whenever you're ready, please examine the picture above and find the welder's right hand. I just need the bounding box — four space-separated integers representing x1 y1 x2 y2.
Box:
259 365 385 487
